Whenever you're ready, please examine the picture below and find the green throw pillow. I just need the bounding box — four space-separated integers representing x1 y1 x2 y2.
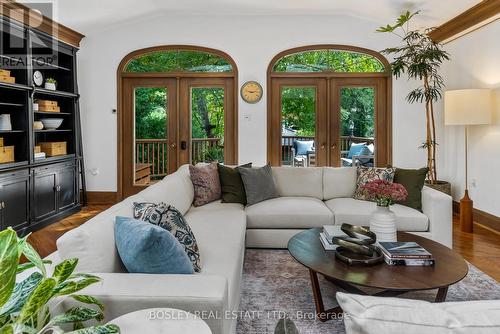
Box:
218 163 252 204
393 167 429 212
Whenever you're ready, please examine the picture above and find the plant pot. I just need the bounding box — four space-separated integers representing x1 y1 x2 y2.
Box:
425 180 451 196
369 205 397 242
45 82 56 90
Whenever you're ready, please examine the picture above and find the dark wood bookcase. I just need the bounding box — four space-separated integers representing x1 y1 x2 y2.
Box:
0 16 83 235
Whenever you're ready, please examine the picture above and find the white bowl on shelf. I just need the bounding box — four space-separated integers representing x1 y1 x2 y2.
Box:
40 118 63 130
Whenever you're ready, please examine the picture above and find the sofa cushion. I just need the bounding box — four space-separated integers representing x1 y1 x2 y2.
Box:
337 292 500 334
56 197 140 273
324 198 428 232
394 167 428 212
239 165 279 205
323 167 357 200
272 167 323 199
246 197 334 229
293 140 314 155
353 166 396 201
189 163 222 207
184 206 246 311
138 165 194 215
134 202 201 272
114 216 194 274
218 163 252 205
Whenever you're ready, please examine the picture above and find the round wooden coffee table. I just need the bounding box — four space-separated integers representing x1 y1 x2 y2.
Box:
288 228 468 322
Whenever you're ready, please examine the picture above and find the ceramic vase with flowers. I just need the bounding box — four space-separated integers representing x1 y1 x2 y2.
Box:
362 180 408 242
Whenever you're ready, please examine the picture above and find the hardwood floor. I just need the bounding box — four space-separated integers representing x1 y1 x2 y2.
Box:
28 206 500 282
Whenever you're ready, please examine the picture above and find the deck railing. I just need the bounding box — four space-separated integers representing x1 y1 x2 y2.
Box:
136 135 374 178
135 138 223 179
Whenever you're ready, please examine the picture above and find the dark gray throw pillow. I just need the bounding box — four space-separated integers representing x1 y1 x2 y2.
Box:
239 164 279 206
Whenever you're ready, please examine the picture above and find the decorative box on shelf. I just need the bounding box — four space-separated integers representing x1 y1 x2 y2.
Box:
0 146 14 163
35 99 60 112
34 145 41 153
0 137 3 146
39 141 67 157
0 69 15 84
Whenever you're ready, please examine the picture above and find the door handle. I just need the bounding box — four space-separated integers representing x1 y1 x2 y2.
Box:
180 141 187 150
331 145 336 150
320 144 325 149
170 142 177 149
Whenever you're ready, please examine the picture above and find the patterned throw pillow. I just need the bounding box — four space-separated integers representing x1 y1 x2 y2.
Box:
133 202 201 272
353 166 396 201
189 163 222 207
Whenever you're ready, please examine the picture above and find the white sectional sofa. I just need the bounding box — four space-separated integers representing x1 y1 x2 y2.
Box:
48 165 452 334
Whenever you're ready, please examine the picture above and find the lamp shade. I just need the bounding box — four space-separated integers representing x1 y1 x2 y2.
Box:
444 89 493 125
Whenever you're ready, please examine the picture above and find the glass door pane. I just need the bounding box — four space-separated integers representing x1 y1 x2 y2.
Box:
338 87 375 167
190 87 225 164
281 87 317 167
133 87 168 185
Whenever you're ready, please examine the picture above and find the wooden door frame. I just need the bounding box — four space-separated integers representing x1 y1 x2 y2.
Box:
330 77 388 167
116 45 238 200
179 77 237 166
269 78 328 166
267 45 392 167
121 78 177 197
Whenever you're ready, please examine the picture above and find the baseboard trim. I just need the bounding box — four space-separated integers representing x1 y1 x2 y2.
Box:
81 191 118 205
453 200 500 233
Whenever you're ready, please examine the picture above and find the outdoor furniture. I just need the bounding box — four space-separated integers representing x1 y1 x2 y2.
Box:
341 142 374 167
292 140 315 167
135 163 152 185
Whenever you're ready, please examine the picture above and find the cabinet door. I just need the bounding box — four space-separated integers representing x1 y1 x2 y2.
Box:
33 169 58 221
57 163 77 211
0 172 30 231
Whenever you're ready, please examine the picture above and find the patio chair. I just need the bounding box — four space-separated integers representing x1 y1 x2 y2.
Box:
341 142 374 167
291 140 314 167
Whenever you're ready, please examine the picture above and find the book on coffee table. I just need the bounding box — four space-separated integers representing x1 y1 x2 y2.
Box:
378 242 433 260
384 257 435 266
322 225 347 242
319 232 338 251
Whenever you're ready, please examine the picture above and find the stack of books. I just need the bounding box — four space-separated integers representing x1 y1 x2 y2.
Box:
378 242 435 266
319 225 347 251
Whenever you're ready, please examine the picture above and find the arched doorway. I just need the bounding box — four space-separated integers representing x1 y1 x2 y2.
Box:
267 45 392 168
117 46 238 198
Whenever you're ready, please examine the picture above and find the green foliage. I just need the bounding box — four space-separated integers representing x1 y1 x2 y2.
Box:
45 78 57 84
378 11 449 104
135 88 168 139
281 88 316 136
0 228 118 334
191 88 224 139
125 50 232 73
378 11 450 182
273 50 384 72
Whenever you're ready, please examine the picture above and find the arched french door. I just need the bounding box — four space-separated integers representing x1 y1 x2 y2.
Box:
267 45 392 168
117 46 238 198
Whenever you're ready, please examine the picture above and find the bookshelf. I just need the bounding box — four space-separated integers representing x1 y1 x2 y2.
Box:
0 15 84 235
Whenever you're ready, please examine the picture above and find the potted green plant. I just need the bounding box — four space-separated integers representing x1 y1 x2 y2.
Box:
0 227 119 334
45 78 57 91
377 11 451 194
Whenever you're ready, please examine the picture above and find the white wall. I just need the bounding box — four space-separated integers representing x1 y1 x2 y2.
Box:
77 14 433 192
441 21 500 217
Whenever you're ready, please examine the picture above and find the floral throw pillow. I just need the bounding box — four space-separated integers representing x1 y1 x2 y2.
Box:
189 162 222 207
353 166 396 201
133 202 201 272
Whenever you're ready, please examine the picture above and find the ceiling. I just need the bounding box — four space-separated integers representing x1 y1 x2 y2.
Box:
37 0 481 33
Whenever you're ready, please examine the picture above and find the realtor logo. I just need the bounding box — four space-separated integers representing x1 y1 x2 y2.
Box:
0 0 59 70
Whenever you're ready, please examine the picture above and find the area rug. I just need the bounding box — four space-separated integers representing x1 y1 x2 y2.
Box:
237 249 500 334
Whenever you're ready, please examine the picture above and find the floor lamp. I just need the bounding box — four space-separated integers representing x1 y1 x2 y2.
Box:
444 89 493 233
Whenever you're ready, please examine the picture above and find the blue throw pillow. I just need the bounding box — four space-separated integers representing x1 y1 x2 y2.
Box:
293 140 314 156
114 216 194 274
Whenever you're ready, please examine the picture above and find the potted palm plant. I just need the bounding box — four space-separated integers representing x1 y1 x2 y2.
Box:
0 227 119 334
377 11 451 194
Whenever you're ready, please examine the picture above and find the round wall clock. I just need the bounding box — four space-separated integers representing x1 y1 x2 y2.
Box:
240 81 263 104
33 71 44 86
